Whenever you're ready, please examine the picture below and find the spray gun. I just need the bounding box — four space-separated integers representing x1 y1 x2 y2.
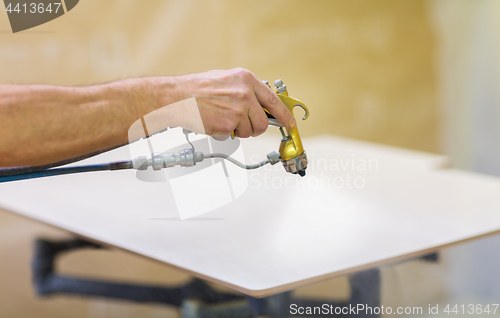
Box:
0 79 309 182
265 79 309 176
230 79 309 175
139 79 309 177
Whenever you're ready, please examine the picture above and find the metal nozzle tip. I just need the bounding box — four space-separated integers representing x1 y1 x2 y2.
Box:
298 169 306 177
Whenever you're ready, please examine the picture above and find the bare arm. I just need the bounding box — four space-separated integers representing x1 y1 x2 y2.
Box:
0 68 295 167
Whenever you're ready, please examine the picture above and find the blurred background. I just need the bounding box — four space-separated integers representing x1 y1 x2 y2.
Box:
1 0 500 317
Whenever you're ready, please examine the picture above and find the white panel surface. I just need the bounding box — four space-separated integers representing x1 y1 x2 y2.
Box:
1 135 496 297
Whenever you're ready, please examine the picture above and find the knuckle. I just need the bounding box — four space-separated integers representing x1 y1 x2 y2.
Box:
255 121 268 135
238 130 251 138
219 119 235 135
234 88 251 101
234 67 253 80
233 67 246 73
252 111 268 136
268 93 280 107
232 105 245 118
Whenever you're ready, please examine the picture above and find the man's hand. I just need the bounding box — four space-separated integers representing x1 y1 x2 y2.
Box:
176 68 296 138
0 68 296 167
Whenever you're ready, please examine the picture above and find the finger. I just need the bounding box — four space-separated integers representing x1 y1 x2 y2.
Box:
211 135 230 141
248 98 269 137
251 78 296 130
234 116 253 138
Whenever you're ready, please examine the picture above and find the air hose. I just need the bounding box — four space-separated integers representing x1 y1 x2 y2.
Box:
0 150 280 184
204 153 271 170
0 127 175 178
0 142 129 178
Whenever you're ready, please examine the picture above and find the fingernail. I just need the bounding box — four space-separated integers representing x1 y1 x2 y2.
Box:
288 118 297 130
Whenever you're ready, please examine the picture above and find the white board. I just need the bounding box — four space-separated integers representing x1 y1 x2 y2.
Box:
2 134 496 298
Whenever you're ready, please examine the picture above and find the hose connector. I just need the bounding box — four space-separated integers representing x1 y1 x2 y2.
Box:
161 149 204 168
267 151 281 165
132 149 272 172
133 149 204 170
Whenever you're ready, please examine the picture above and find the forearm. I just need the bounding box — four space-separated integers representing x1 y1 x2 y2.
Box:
0 68 295 168
0 77 181 167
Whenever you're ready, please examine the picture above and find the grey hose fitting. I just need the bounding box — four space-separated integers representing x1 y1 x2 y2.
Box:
159 149 203 169
266 151 281 165
132 149 273 171
132 156 149 170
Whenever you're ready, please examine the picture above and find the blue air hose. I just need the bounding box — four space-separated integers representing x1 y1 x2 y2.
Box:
0 161 133 183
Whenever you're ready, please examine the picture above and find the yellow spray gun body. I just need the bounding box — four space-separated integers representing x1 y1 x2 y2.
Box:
275 93 309 176
233 79 310 176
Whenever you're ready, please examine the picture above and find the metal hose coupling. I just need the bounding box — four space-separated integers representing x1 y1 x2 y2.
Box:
131 149 279 172
132 149 204 171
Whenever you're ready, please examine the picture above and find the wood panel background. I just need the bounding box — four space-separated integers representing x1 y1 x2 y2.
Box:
0 0 439 152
